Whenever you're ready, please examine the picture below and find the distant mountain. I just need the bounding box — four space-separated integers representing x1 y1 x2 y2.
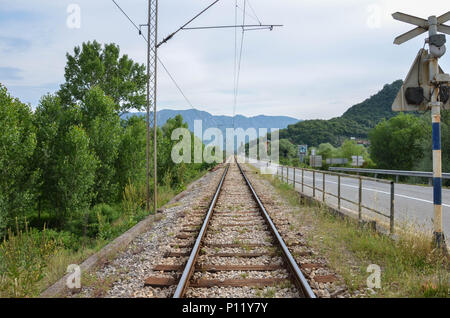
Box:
279 80 404 147
122 108 300 139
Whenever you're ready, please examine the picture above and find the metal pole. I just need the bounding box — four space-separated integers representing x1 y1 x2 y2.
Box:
145 1 151 212
281 166 284 182
338 175 341 210
293 167 296 189
153 0 158 216
390 181 395 235
301 168 304 192
358 177 362 221
146 0 158 213
313 170 315 198
322 172 325 202
428 15 446 249
431 85 445 247
287 166 289 184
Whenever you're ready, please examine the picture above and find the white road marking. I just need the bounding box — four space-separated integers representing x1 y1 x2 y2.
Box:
299 174 450 208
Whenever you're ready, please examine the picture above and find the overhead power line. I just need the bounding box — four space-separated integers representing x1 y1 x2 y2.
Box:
247 0 262 25
111 0 226 133
157 57 194 109
111 0 194 110
181 24 281 30
158 0 220 48
112 0 141 32
233 0 247 129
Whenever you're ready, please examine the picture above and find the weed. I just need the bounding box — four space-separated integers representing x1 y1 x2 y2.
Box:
250 163 450 298
263 287 276 298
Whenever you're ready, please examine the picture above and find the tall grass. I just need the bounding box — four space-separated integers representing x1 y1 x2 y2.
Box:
256 168 449 297
0 168 211 298
0 220 60 297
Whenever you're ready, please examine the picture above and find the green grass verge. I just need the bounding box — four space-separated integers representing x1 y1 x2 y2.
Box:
0 168 210 298
255 169 449 298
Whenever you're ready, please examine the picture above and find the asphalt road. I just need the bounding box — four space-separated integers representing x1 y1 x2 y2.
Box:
249 159 450 237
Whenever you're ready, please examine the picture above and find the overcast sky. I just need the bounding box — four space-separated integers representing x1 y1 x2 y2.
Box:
0 0 449 120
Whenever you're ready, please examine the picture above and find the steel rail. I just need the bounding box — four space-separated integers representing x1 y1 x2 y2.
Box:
236 159 316 298
173 163 229 298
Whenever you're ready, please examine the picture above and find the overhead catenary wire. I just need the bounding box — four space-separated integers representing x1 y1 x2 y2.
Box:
112 0 279 148
111 0 228 144
112 0 142 34
233 0 238 129
111 0 195 112
234 4 259 25
236 0 261 25
158 0 221 48
247 0 262 25
180 24 281 30
233 0 247 130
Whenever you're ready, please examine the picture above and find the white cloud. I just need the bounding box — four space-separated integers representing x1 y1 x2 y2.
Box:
0 0 449 119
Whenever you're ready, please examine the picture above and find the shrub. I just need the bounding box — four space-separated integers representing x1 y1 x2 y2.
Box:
0 223 60 297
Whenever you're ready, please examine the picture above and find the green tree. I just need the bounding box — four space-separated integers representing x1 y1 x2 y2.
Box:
415 110 449 185
317 143 337 160
279 80 403 147
33 94 97 224
280 139 297 158
159 115 193 188
33 94 81 218
55 126 98 221
58 41 147 115
0 85 37 235
340 139 366 159
369 113 429 170
80 87 122 203
115 116 147 191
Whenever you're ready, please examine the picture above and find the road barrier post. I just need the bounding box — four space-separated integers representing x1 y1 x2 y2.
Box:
338 175 341 210
313 170 316 198
390 181 395 235
287 166 289 184
302 168 304 192
358 177 362 221
293 167 296 189
322 172 325 202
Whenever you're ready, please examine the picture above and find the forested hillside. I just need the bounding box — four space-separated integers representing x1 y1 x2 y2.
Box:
279 80 403 146
123 109 300 150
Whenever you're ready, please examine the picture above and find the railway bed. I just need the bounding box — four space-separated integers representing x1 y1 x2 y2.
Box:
144 157 317 298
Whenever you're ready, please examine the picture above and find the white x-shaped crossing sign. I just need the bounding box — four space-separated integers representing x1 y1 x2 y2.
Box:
393 11 450 44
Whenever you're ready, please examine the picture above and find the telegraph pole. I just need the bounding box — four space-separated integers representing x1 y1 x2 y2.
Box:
146 0 158 214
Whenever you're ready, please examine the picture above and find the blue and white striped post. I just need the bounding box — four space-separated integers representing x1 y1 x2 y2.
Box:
392 12 449 250
431 103 445 247
428 16 446 249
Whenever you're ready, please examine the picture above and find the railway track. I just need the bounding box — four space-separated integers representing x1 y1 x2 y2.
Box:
144 157 315 298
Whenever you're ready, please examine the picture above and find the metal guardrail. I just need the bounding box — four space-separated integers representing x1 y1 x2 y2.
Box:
328 167 450 183
276 164 395 235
